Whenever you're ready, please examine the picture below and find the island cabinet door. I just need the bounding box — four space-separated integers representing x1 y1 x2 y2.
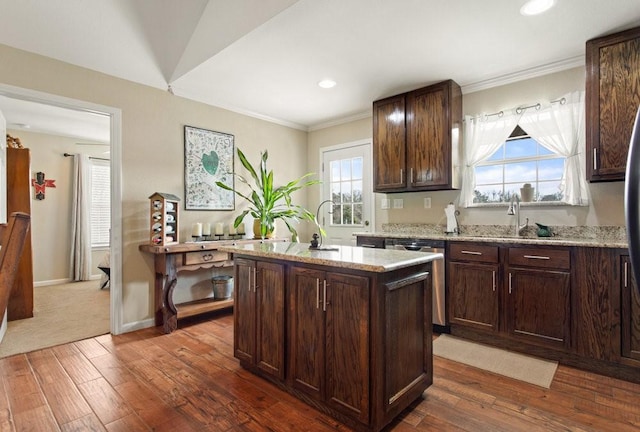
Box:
325 272 370 425
288 267 326 400
234 257 285 380
255 260 285 380
234 258 256 364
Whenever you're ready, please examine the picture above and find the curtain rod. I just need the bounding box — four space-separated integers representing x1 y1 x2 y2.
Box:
472 97 567 121
63 152 109 161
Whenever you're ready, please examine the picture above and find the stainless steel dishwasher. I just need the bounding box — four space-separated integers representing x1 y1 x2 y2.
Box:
385 238 446 328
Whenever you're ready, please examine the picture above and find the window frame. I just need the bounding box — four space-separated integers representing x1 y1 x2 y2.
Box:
470 127 566 207
90 158 110 249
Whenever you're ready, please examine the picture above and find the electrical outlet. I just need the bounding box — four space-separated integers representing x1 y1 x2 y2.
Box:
381 198 390 209
424 197 431 209
393 199 404 209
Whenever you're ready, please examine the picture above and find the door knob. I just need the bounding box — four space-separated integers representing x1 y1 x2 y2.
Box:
364 220 370 226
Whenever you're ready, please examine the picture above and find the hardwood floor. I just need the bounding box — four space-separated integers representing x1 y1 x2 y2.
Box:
1 311 639 431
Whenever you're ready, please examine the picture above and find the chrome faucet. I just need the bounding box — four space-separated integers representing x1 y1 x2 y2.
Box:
507 195 529 236
316 199 334 227
313 200 334 247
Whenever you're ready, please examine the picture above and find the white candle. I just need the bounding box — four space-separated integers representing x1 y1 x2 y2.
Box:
202 223 211 236
215 222 224 235
237 223 245 234
192 222 202 237
229 223 236 235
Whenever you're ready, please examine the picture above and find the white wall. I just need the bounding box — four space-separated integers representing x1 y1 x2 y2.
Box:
1 43 626 330
308 67 626 231
0 44 313 327
6 129 108 284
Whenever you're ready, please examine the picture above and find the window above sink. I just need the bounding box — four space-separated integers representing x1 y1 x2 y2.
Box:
473 125 565 205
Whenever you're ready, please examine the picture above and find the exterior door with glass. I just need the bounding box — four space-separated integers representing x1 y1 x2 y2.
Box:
320 142 373 246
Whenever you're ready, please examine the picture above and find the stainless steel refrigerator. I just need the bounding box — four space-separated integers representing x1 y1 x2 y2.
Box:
625 106 640 292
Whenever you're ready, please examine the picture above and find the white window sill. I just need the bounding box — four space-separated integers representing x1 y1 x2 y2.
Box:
466 201 569 209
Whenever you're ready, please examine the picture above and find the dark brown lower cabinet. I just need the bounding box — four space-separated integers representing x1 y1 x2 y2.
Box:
447 243 640 384
289 267 370 423
448 261 499 331
573 247 619 362
449 242 571 351
234 257 285 380
506 267 570 349
621 255 640 363
234 253 433 432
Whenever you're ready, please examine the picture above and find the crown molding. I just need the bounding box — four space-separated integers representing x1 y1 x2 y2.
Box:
307 110 372 132
461 55 585 94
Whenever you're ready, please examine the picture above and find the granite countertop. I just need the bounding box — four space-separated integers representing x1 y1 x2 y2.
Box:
217 242 443 273
354 223 629 249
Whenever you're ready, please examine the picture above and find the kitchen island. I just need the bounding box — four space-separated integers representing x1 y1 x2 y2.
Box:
217 242 443 432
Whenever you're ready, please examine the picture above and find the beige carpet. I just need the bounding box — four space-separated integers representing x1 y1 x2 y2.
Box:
433 334 558 388
0 280 110 358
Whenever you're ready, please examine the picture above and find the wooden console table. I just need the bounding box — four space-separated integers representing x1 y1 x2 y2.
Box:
139 238 286 333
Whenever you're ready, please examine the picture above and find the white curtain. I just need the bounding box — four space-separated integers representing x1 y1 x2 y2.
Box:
518 91 589 206
460 111 522 207
70 154 92 281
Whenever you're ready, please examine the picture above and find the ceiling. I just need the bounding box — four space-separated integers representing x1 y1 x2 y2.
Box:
1 0 639 140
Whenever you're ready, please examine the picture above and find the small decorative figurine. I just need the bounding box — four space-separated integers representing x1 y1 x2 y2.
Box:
310 233 320 248
535 222 552 237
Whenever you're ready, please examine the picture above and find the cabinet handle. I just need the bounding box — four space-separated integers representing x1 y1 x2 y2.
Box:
316 278 321 309
253 267 257 292
323 280 327 311
410 168 414 184
202 253 213 261
624 261 629 289
593 148 597 171
508 273 513 294
360 244 377 248
461 250 482 255
400 168 404 184
523 255 550 260
492 270 496 292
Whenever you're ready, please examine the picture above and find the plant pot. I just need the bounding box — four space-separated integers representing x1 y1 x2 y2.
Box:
253 219 276 239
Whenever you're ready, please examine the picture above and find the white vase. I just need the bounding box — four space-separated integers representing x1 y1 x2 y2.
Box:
520 184 534 202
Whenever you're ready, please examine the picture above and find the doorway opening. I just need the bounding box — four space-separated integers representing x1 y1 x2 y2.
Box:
0 83 123 342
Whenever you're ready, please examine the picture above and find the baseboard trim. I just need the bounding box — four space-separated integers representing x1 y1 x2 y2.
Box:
34 278 72 287
121 318 155 334
34 275 102 287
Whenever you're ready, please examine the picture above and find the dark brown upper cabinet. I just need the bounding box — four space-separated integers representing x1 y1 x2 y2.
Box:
586 26 640 182
373 80 462 192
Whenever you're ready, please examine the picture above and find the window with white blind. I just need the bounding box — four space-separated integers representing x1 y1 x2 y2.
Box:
90 159 110 248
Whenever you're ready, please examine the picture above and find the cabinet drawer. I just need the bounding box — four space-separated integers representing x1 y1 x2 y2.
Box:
357 236 385 248
508 247 570 270
183 251 230 265
449 243 498 263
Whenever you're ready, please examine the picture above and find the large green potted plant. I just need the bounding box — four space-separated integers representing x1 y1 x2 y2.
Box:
216 148 320 240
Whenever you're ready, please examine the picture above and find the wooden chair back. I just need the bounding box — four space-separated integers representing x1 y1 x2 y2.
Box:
0 212 31 324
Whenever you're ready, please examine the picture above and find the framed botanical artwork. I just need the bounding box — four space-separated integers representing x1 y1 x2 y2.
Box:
184 126 234 210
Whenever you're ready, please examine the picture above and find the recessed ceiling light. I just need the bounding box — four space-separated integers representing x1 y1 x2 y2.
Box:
520 0 556 16
318 79 337 89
